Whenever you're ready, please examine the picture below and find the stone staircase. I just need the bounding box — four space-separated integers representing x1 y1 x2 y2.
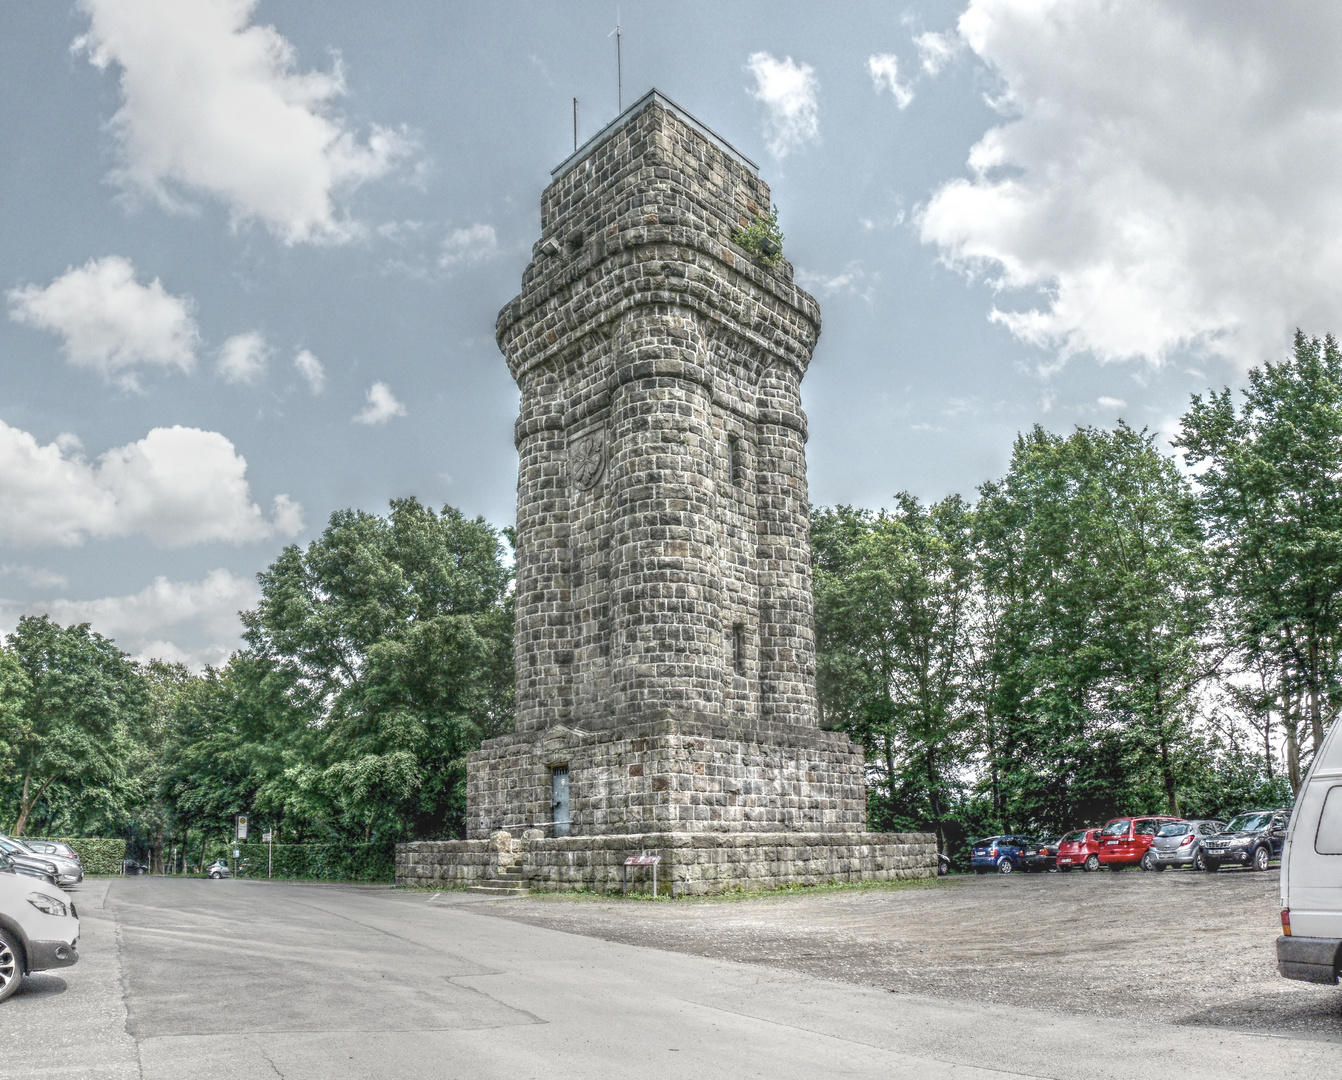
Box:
465 862 528 897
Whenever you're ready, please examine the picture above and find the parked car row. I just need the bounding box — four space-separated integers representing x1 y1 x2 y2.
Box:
0 835 83 888
969 809 1291 875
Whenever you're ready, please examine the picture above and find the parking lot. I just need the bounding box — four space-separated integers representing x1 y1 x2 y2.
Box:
0 871 1337 1079
492 866 1342 1036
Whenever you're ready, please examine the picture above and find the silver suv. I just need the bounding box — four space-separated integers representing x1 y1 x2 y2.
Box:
0 852 79 1003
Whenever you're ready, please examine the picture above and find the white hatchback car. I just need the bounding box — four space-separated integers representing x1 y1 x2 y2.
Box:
0 853 80 1003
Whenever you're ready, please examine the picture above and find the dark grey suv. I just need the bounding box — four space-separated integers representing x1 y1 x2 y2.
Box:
1145 819 1225 871
1203 809 1289 871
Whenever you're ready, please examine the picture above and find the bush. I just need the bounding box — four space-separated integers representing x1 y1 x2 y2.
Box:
731 204 784 265
228 841 395 883
27 837 126 876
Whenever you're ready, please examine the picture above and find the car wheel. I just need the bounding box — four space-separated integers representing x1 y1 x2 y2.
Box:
1140 851 1157 871
1252 845 1271 872
0 928 22 1004
1192 850 1206 872
210 871 221 879
1083 854 1100 872
1204 860 1220 872
1048 862 1060 874
997 856 1014 874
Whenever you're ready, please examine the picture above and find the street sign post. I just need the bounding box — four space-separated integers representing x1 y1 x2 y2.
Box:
262 831 274 878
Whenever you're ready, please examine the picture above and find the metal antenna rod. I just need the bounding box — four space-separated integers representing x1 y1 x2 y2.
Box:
609 11 622 113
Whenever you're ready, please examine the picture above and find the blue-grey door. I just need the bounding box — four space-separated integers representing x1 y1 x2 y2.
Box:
551 765 570 837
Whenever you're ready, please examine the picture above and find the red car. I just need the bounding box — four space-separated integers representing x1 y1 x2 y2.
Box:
1097 816 1183 870
1055 828 1103 872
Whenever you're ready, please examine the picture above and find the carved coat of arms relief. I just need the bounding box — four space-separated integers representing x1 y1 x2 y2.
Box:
569 429 607 490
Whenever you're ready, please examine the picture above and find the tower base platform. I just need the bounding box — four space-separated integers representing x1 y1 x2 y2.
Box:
395 829 937 897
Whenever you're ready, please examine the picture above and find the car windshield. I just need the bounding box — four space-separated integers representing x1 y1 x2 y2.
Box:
1157 823 1190 836
1101 820 1131 836
1225 812 1273 833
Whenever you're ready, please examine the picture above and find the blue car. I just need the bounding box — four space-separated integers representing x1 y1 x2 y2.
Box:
970 835 1042 874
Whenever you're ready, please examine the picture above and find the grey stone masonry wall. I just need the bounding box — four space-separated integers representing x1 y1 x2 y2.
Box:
498 89 822 739
397 831 938 896
467 719 867 840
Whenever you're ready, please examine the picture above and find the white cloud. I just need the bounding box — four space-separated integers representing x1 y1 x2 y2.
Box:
796 262 874 300
0 565 69 590
7 256 197 388
919 1 1342 370
3 569 260 669
914 30 962 76
867 54 913 109
0 420 301 547
294 348 325 393
1097 396 1127 410
216 330 270 385
439 223 499 268
75 0 415 245
745 52 820 159
353 381 406 425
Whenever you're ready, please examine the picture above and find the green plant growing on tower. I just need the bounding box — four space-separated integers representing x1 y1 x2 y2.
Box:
732 204 784 265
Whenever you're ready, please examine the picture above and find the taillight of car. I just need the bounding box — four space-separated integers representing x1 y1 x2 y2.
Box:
1281 909 1291 936
990 847 998 857
1180 835 1194 846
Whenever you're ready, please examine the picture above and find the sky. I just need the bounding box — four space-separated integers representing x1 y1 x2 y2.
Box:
2 0 1341 668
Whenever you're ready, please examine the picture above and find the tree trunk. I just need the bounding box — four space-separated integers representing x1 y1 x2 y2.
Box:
1283 690 1302 793
14 775 56 837
884 732 898 823
1158 731 1178 816
1308 637 1326 757
1154 682 1178 816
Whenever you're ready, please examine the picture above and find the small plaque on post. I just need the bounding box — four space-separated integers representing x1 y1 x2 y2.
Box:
622 853 660 897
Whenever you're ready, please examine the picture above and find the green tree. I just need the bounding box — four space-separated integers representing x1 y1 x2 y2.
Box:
241 498 513 840
3 616 147 836
813 495 977 848
1177 331 1342 786
975 423 1210 828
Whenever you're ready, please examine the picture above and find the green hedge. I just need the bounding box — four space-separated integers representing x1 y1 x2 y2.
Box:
27 837 126 876
229 841 395 883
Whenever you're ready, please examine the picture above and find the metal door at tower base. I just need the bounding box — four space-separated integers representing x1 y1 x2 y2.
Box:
551 765 570 837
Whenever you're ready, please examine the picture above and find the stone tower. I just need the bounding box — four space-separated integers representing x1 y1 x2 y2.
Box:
398 91 934 893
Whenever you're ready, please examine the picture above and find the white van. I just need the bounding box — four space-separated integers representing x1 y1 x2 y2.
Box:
1278 717 1342 984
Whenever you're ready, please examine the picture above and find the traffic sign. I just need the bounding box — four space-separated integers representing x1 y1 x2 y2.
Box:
261 831 273 843
236 814 249 840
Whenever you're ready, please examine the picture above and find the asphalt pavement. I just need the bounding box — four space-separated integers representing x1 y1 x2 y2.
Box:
0 876 1336 1080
